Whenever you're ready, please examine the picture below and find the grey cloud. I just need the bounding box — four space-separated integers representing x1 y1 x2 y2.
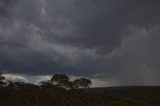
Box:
107 24 160 85
0 0 160 86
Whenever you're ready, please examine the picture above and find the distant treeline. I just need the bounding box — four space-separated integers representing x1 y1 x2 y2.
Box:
0 72 152 106
0 72 92 90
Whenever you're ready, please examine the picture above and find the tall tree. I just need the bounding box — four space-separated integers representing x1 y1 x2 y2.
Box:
73 78 91 89
50 74 70 89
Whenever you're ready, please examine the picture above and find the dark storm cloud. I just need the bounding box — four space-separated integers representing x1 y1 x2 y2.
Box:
0 0 160 85
0 0 16 17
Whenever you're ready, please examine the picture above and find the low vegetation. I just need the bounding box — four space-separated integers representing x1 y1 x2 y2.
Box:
0 72 158 106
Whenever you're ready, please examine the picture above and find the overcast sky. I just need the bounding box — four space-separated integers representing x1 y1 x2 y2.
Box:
0 0 160 87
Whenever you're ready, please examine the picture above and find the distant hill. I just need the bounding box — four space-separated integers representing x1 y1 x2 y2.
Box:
89 86 160 106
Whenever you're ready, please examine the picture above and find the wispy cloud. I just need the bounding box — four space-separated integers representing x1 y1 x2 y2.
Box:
3 74 27 82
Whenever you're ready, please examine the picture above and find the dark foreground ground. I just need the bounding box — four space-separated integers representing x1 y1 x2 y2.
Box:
90 86 160 106
0 86 160 106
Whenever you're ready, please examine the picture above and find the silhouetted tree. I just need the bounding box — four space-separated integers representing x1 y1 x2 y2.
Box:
0 73 154 106
0 72 6 86
73 78 91 89
50 74 70 89
39 80 53 89
7 80 15 87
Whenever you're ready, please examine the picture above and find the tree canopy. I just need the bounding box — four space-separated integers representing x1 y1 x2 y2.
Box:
0 72 5 86
0 72 153 106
